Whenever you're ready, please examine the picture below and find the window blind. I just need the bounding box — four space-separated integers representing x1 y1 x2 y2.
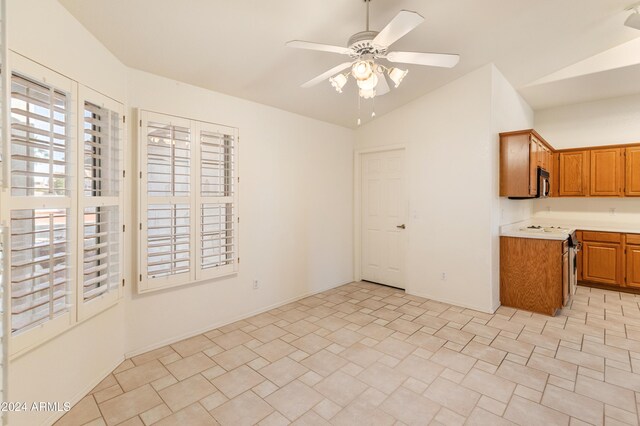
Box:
10 75 68 197
82 206 119 301
83 103 119 197
10 209 70 335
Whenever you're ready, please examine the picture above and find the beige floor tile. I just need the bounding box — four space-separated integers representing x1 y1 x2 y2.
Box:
394 354 443 385
131 346 177 366
171 335 216 357
386 318 422 335
250 324 288 343
542 384 604 426
313 397 342 420
290 333 331 354
339 342 384 368
496 360 549 392
430 347 476 374
253 339 296 362
257 411 290 426
259 356 308 387
491 335 535 358
118 417 144 426
200 391 229 411
357 362 407 394
113 359 135 374
461 321 501 340
575 374 637 412
466 407 516 426
404 331 446 352
476 394 507 416
434 326 475 345
54 395 101 426
283 319 320 337
423 377 480 416
211 365 265 399
374 337 417 360
151 374 178 391
556 346 605 372
528 353 578 381
212 345 258 370
246 312 280 328
165 352 216 381
605 366 640 392
380 386 441 424
582 340 629 362
93 384 124 404
461 341 507 366
344 311 377 326
211 390 274 426
159 374 216 412
115 359 170 392
211 329 254 350
514 384 543 403
300 349 348 377
154 403 218 426
91 375 118 394
99 385 163 426
517 330 560 350
461 368 516 403
266 380 324 421
314 370 368 406
326 328 364 347
504 395 570 426
140 403 172 425
331 397 395 426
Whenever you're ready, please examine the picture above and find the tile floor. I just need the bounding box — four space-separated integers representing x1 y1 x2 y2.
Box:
54 282 640 426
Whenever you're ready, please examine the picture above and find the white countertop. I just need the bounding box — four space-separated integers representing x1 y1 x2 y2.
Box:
500 219 640 240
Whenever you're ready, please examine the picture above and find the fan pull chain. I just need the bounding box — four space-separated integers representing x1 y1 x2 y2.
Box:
371 96 376 118
357 93 362 126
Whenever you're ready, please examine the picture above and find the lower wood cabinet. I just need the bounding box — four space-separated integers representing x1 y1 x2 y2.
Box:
627 241 640 289
582 241 622 286
578 232 639 290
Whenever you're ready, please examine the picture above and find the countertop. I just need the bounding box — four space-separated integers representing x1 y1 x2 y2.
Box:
500 219 640 241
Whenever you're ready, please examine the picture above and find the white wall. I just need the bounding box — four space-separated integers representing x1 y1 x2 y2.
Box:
355 65 497 312
125 70 354 355
7 1 128 425
533 94 640 224
490 66 535 308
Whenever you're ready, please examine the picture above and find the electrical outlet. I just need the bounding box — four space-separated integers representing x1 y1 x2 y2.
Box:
609 208 616 215
253 280 259 290
441 273 446 281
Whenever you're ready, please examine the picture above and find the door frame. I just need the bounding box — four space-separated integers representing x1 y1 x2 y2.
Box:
354 144 408 286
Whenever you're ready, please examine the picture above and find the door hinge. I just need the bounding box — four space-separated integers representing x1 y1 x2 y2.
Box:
237 176 240 183
140 171 143 179
237 217 240 223
139 223 142 230
140 119 142 127
139 274 142 281
237 257 240 264
123 115 126 124
122 279 125 287
123 170 126 178
123 224 126 232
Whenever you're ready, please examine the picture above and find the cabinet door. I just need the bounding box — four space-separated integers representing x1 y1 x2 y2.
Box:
627 245 640 289
582 241 622 285
529 138 539 196
590 148 623 196
562 250 569 306
626 147 640 196
559 151 589 196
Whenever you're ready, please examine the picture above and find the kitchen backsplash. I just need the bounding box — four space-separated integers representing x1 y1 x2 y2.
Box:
532 197 640 224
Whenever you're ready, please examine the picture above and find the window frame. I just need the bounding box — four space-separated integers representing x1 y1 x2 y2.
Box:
138 110 239 293
76 86 124 321
4 53 78 357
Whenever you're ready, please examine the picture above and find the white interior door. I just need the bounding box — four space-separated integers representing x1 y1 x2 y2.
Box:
361 149 407 289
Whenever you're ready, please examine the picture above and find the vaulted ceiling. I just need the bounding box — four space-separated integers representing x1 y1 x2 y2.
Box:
58 0 639 128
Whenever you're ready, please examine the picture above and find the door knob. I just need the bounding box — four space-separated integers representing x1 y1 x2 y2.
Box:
396 224 406 229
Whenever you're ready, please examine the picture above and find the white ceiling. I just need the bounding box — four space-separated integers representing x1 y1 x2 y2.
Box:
58 0 639 128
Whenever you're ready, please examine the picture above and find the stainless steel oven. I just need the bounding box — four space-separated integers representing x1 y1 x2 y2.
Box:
568 232 581 296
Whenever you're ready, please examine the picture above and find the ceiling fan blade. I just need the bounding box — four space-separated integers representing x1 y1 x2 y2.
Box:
301 62 353 88
372 10 424 48
375 71 390 96
386 51 460 68
286 40 352 55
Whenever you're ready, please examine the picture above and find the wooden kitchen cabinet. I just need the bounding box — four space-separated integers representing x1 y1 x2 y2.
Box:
590 148 623 196
500 130 553 198
558 151 589 196
626 146 640 196
581 231 623 286
627 235 640 289
500 236 565 315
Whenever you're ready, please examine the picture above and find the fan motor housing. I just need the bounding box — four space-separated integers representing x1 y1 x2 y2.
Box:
348 31 387 58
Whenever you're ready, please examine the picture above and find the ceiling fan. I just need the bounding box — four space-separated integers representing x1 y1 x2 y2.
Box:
286 0 460 99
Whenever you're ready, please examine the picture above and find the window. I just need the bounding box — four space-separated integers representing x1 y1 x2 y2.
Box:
5 57 76 354
1 54 125 356
77 86 124 320
139 110 238 292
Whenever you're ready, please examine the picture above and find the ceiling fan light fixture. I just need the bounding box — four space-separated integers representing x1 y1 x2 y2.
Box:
388 67 408 88
352 60 373 80
356 72 378 91
329 73 349 93
359 88 376 99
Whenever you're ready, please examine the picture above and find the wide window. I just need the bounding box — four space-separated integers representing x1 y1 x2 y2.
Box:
1 54 125 356
138 110 238 292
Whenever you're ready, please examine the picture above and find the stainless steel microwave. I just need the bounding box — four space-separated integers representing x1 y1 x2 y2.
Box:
537 167 550 198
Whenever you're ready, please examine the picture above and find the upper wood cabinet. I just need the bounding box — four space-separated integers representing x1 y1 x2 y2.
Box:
558 151 589 196
500 130 552 198
589 148 623 196
626 146 640 196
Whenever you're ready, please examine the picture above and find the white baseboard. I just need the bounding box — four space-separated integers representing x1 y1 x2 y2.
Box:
125 280 350 359
41 355 125 426
406 288 498 314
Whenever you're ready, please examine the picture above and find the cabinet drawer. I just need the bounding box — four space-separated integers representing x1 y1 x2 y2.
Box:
582 231 622 243
627 234 640 245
